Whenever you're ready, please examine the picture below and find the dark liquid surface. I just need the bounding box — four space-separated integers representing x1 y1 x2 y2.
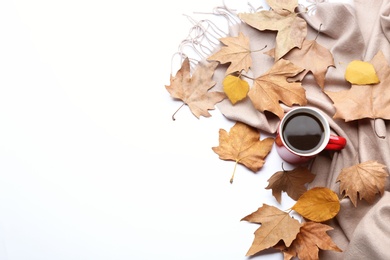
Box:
282 113 325 154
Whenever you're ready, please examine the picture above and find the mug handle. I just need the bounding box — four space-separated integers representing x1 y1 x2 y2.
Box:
325 135 347 151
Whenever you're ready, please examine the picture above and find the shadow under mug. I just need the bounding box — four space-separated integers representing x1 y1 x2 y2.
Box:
275 107 346 164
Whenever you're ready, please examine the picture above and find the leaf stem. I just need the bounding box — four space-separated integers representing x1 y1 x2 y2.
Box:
240 74 255 81
252 44 267 53
172 103 185 121
230 161 238 184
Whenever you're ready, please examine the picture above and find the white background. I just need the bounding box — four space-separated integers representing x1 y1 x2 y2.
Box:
0 0 349 259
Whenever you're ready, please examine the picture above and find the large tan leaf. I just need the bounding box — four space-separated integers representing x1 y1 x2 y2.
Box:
291 187 340 222
241 204 302 256
326 50 390 121
212 121 274 183
165 57 226 119
248 58 306 119
266 39 335 89
337 160 388 207
265 166 316 203
239 2 307 60
276 222 342 260
207 32 252 75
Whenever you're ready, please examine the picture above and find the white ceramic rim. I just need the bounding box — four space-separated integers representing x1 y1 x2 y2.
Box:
279 107 330 157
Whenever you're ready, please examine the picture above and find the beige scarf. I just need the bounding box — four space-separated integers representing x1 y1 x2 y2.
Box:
213 1 390 259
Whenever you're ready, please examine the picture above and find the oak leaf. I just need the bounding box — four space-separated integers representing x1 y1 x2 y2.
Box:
241 204 302 256
266 39 335 89
165 57 226 119
207 32 252 75
248 58 306 119
212 121 274 183
326 50 390 121
292 187 340 222
265 166 316 203
239 0 307 60
275 222 342 260
345 60 379 85
337 160 388 207
222 75 249 104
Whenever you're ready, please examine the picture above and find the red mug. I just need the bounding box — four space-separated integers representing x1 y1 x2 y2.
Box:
275 107 346 164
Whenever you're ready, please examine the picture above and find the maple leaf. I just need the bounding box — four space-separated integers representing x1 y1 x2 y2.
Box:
212 121 274 183
336 160 388 207
248 58 306 119
239 0 307 60
266 39 335 89
207 32 252 75
265 166 316 203
326 50 390 121
276 222 342 260
222 75 249 104
292 187 340 222
241 204 302 256
165 57 226 120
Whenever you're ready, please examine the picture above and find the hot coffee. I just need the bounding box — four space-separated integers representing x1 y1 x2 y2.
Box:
282 112 325 154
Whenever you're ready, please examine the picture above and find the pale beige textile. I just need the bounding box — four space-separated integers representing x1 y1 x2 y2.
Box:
214 1 390 259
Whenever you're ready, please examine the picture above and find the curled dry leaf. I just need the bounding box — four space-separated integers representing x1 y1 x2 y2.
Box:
266 39 335 89
248 58 307 119
212 121 274 183
337 160 388 207
222 75 250 104
239 0 307 60
291 187 340 222
241 204 302 256
326 50 390 121
275 221 342 260
165 57 226 120
207 32 252 75
265 166 316 203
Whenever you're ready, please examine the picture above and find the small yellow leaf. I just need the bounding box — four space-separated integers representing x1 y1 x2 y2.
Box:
222 75 249 104
291 187 340 222
345 60 380 85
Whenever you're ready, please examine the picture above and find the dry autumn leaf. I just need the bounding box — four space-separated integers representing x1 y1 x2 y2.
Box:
326 50 390 121
265 166 316 203
239 0 307 60
222 75 250 104
275 222 342 260
242 204 302 256
266 38 335 89
337 160 388 207
248 58 306 119
292 187 340 222
165 57 226 120
345 60 380 85
207 32 252 75
212 121 274 183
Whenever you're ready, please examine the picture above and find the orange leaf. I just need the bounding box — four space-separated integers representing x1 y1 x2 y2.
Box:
265 166 316 203
248 59 306 119
291 187 340 222
212 122 274 183
207 32 252 75
337 160 388 207
241 204 302 256
165 57 226 119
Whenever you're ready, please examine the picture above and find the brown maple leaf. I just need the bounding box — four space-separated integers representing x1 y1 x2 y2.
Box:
275 222 342 260
212 121 274 183
207 32 252 75
248 58 306 119
266 39 335 89
326 50 390 121
239 0 307 60
336 160 388 207
265 166 316 203
242 204 302 256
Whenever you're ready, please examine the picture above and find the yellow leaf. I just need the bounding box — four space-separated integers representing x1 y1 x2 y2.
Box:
345 60 380 85
291 187 340 222
222 75 249 104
